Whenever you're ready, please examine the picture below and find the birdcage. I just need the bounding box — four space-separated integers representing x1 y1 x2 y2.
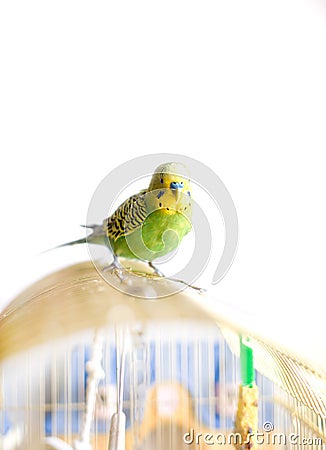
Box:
0 261 326 450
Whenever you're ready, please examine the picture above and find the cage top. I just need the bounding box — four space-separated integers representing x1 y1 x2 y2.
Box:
0 261 218 361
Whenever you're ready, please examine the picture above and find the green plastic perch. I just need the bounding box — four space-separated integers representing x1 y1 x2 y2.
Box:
240 335 255 387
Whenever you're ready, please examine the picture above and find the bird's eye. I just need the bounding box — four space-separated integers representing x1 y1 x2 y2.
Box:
160 177 163 184
159 202 162 207
180 181 183 185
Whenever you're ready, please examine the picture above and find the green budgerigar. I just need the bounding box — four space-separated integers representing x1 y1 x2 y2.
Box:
59 162 193 273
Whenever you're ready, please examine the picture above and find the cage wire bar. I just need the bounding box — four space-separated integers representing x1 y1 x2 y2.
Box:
1 322 325 449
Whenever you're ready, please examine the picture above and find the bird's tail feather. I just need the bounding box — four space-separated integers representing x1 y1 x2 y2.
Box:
43 224 106 253
54 236 88 249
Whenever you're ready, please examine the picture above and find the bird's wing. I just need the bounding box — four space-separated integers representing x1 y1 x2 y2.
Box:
105 189 147 241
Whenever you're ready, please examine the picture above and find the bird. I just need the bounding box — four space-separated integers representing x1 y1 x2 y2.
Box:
57 162 193 276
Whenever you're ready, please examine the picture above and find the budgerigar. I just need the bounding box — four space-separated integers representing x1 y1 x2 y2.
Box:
59 162 193 274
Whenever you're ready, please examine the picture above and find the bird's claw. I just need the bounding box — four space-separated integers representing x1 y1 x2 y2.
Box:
112 268 126 282
148 262 165 277
102 258 127 283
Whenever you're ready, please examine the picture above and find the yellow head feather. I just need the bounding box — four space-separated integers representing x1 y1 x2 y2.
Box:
146 162 192 216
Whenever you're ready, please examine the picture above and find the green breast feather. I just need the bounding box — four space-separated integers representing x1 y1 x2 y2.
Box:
110 209 191 262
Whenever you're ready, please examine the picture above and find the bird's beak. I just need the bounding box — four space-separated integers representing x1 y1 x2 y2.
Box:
170 182 184 202
173 187 182 202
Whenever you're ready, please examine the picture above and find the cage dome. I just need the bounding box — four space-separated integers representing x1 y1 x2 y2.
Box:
0 261 326 449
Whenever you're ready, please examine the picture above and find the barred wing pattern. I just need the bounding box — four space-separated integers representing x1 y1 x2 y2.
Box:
105 189 147 241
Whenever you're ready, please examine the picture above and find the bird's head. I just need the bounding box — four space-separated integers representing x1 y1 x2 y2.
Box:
147 162 192 215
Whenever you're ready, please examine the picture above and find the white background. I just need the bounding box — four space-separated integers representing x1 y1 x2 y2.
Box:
1 1 326 365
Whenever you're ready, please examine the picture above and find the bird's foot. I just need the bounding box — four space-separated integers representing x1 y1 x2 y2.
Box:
102 257 126 282
148 262 165 277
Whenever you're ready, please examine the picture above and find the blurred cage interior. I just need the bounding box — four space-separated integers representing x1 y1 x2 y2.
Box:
0 261 326 449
